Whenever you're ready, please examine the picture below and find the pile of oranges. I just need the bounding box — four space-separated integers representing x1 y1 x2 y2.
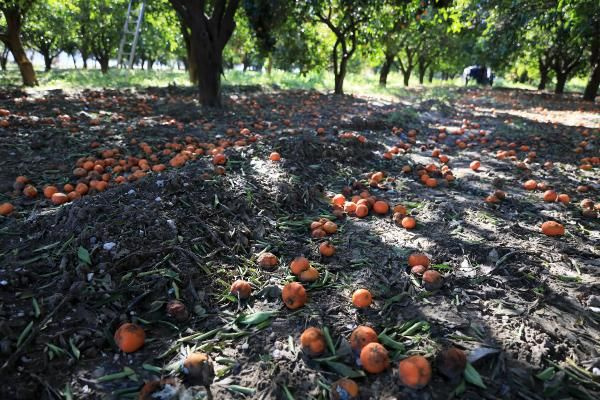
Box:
2 129 263 215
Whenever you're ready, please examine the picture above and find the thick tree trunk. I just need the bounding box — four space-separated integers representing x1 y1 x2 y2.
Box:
402 67 413 86
379 54 394 87
1 10 37 86
583 37 600 102
98 56 109 74
334 57 348 95
171 0 239 107
266 55 272 76
538 66 549 90
42 52 53 71
428 69 434 83
187 22 223 106
554 72 567 94
147 60 154 70
82 57 88 69
418 66 426 84
583 65 600 102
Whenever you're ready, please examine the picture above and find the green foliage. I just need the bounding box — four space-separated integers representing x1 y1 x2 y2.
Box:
137 0 181 66
75 0 127 70
24 0 74 68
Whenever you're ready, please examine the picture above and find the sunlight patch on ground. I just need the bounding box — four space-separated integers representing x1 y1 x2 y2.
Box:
475 106 600 129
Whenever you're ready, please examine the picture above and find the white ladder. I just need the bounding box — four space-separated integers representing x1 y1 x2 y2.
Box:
116 0 147 68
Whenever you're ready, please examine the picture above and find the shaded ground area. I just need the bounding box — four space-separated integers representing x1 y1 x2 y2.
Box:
0 86 599 399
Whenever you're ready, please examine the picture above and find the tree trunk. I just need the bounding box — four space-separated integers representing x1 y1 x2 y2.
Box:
583 65 600 102
82 57 88 69
538 66 549 90
0 47 8 70
428 69 434 83
98 56 109 74
1 10 37 86
334 56 348 95
148 60 154 70
583 37 600 102
187 25 223 106
538 59 550 90
71 54 77 68
418 66 426 84
42 51 53 71
171 0 239 107
554 72 567 94
402 66 412 86
379 54 394 87
266 55 272 76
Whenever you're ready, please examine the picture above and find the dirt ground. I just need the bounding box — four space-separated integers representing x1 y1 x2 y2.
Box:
0 85 598 400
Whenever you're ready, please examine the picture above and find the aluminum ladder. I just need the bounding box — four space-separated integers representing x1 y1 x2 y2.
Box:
116 0 147 68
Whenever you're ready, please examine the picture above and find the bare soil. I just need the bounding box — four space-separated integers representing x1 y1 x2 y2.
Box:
0 86 598 399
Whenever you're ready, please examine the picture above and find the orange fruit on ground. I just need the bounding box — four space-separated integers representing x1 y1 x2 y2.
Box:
282 282 307 309
230 280 252 299
411 265 428 275
344 202 357 213
95 181 108 192
580 199 594 209
541 221 565 237
114 322 145 353
300 266 320 282
408 253 430 267
75 183 89 195
51 192 69 205
352 289 373 308
182 352 214 386
485 195 500 204
322 221 338 234
212 154 226 165
0 202 15 216
355 204 369 218
371 171 384 183
331 378 359 400
257 252 278 269
437 348 467 382
349 326 378 353
360 342 390 373
399 355 432 389
393 204 407 215
373 201 389 215
469 160 481 171
269 152 281 161
312 228 326 238
425 178 438 188
310 221 323 230
290 257 310 275
15 176 28 186
423 270 443 290
152 164 166 172
557 194 570 204
523 180 537 190
319 241 336 257
43 185 58 199
332 194 346 206
23 184 38 198
63 184 74 193
300 327 326 357
67 191 81 201
402 217 416 229
543 190 557 202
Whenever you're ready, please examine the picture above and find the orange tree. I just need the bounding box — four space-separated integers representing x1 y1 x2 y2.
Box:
0 0 37 85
